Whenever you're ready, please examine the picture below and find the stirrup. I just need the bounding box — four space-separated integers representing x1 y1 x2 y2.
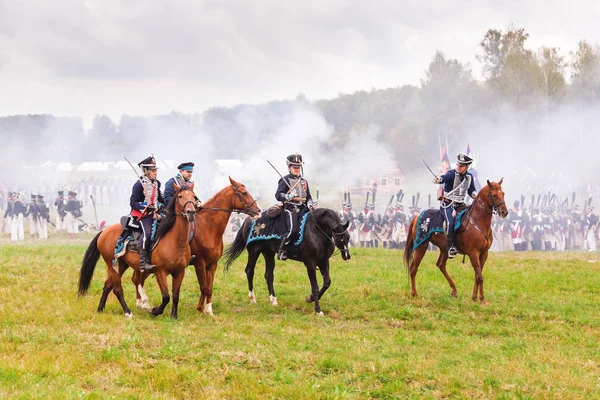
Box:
140 262 156 272
277 250 288 261
448 247 458 258
188 255 196 265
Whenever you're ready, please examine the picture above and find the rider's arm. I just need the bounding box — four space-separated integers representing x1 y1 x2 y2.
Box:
129 181 146 211
275 177 290 202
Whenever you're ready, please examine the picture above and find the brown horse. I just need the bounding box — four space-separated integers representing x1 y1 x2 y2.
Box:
137 177 261 316
78 184 197 318
403 179 508 304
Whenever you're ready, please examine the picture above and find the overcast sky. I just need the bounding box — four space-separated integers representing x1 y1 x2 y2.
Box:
1 0 598 127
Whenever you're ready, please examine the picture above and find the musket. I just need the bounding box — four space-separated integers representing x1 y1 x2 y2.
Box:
90 194 99 228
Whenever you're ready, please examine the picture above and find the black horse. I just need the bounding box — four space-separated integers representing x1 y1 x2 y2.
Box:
223 207 351 315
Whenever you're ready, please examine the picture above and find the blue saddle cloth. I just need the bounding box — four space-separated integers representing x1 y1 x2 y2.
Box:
413 208 468 250
247 210 310 247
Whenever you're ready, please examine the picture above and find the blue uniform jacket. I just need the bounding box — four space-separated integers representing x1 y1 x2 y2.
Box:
439 170 476 200
129 180 165 215
275 174 313 205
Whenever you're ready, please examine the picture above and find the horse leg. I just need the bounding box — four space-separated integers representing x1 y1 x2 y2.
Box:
151 269 170 316
264 253 278 306
109 266 132 318
409 245 427 298
304 262 323 315
478 250 489 305
193 259 207 312
307 259 331 302
469 251 484 303
435 250 457 297
203 262 218 316
134 269 151 310
170 269 185 319
97 277 113 312
244 248 261 304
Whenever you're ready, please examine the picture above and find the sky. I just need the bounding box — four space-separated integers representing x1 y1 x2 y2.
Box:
1 0 599 128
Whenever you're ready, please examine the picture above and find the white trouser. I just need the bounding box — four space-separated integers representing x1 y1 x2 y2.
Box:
65 213 78 234
36 218 48 239
55 212 64 230
11 213 24 241
586 229 596 252
29 216 36 235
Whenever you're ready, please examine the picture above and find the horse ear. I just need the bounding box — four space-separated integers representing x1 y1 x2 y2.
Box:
173 182 180 192
487 180 491 187
343 221 350 230
498 177 504 185
229 176 239 186
189 182 195 191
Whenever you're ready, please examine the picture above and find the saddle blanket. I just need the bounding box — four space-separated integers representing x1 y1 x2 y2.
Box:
413 209 468 250
247 210 310 246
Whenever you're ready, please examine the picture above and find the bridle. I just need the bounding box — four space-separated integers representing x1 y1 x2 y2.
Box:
311 213 350 258
197 183 259 216
475 186 505 215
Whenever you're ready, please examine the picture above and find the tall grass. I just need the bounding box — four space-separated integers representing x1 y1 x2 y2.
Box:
0 242 599 398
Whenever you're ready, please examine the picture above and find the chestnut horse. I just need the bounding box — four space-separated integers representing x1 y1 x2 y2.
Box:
78 184 197 318
403 179 508 304
136 177 261 316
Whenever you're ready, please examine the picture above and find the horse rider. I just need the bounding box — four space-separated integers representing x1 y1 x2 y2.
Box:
130 155 165 272
275 153 317 260
64 191 82 237
432 153 477 258
164 162 203 207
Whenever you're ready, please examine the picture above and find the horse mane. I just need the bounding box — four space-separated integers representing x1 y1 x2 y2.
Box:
154 187 191 241
202 184 234 208
311 207 341 229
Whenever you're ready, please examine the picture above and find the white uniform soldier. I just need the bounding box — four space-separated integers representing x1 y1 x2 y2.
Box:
9 192 25 241
27 194 37 237
54 190 66 231
35 194 49 239
64 191 82 237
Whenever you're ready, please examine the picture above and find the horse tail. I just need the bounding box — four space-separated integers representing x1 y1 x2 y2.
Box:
223 218 250 271
78 231 102 297
403 216 417 274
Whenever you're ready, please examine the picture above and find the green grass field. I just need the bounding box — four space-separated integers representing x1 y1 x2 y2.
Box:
1 239 599 399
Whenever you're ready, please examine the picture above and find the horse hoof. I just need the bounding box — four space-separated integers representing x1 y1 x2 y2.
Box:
125 312 133 319
269 295 278 306
306 294 314 303
150 307 162 316
480 300 488 306
451 291 458 298
316 311 324 316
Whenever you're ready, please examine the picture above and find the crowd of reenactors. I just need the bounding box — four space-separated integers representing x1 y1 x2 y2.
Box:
1 190 83 240
492 193 599 252
338 185 600 253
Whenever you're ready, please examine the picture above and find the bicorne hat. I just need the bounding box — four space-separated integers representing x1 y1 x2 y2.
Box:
58 190 64 196
138 156 158 170
456 153 473 166
177 162 194 172
286 153 303 167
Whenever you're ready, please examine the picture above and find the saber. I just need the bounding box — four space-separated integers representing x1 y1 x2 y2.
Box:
267 160 292 190
422 159 438 178
124 157 143 184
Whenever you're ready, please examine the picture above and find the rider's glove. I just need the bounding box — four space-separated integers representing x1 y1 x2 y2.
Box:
432 176 442 184
285 193 292 200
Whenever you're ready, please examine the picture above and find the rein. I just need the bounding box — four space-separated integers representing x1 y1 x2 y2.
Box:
460 187 503 243
197 183 258 216
310 212 348 258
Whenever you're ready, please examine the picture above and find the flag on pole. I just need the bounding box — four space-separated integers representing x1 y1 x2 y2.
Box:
440 144 450 174
466 143 471 157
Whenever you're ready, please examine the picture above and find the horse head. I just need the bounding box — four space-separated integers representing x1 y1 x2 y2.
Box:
317 208 351 261
173 182 197 222
228 177 261 217
484 178 508 218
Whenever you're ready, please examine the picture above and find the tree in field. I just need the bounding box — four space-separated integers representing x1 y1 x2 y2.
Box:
570 40 600 102
536 46 567 109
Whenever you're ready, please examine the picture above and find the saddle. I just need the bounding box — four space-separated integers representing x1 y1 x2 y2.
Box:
115 216 144 258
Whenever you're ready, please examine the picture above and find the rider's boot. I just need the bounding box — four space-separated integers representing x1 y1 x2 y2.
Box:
277 237 288 261
139 247 156 272
447 230 457 258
